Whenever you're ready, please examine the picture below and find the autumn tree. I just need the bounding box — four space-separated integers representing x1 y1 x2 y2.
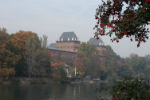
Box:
11 30 51 77
94 0 150 47
51 61 67 81
0 28 20 80
0 28 21 68
77 42 104 78
0 28 8 45
11 31 36 76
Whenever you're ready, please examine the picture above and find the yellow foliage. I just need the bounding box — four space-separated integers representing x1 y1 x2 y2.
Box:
0 41 21 68
0 68 15 80
11 30 36 52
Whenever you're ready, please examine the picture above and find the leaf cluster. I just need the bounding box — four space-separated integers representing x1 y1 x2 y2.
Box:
94 0 150 47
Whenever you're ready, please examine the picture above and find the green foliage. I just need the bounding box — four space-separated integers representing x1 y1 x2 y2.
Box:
25 33 51 77
77 42 101 78
52 65 67 81
79 42 97 57
94 0 150 47
111 78 150 100
76 42 149 82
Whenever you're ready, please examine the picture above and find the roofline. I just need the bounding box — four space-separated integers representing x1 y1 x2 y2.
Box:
56 41 80 43
48 48 76 54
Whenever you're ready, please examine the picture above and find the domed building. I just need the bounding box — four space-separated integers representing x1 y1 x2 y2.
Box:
56 32 80 52
48 32 106 76
88 38 106 53
48 32 80 70
88 38 104 46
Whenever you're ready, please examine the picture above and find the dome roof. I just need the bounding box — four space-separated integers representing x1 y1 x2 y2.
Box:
48 43 56 49
59 32 78 42
88 38 104 46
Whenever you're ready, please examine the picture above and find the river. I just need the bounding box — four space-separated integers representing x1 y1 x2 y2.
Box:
0 83 111 100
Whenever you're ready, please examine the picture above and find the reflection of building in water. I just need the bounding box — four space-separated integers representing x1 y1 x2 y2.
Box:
48 32 106 77
73 85 81 97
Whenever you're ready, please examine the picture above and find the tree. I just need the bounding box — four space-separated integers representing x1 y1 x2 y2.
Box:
51 62 66 81
94 0 150 47
111 78 150 100
124 54 150 79
0 28 20 79
0 28 8 45
26 34 51 77
11 30 36 76
77 42 103 78
0 28 21 68
11 30 51 77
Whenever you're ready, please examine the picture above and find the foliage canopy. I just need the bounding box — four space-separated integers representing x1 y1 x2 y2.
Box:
94 0 150 47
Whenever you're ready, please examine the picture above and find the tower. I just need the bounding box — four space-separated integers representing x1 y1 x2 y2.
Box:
88 38 106 55
56 32 80 52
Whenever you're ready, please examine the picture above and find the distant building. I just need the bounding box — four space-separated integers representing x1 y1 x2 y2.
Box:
48 32 106 66
56 32 80 52
88 37 104 46
88 38 106 55
48 32 79 67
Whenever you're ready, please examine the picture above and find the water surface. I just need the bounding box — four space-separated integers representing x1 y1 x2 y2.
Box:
0 83 110 100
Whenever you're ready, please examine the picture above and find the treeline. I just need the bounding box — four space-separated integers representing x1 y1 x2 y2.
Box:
76 42 150 81
0 28 51 80
50 41 150 82
1 28 149 82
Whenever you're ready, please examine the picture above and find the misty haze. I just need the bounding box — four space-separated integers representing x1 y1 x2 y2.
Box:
0 0 150 100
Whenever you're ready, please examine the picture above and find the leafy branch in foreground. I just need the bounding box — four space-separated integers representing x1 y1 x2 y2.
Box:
94 0 150 47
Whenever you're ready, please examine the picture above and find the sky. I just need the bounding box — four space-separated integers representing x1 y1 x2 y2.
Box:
0 0 150 57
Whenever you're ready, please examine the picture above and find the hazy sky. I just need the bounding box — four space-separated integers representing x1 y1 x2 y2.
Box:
0 0 150 57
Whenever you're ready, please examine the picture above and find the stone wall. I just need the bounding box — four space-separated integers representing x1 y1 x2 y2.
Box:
96 46 107 57
56 41 80 52
48 48 77 66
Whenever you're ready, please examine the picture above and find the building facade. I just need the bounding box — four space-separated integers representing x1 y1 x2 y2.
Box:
56 32 80 52
48 32 106 65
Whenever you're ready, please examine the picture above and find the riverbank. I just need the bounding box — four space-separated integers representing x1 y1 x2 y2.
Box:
0 77 53 85
0 77 111 86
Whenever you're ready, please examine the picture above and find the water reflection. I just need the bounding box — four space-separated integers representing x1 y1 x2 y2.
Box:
0 83 110 100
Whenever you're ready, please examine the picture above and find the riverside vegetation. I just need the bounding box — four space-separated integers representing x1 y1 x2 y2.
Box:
0 28 150 84
0 28 150 99
0 28 51 84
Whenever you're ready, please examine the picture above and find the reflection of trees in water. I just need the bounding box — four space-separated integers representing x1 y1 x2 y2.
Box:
0 84 105 100
0 84 52 100
0 85 15 100
50 84 67 99
49 84 98 100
